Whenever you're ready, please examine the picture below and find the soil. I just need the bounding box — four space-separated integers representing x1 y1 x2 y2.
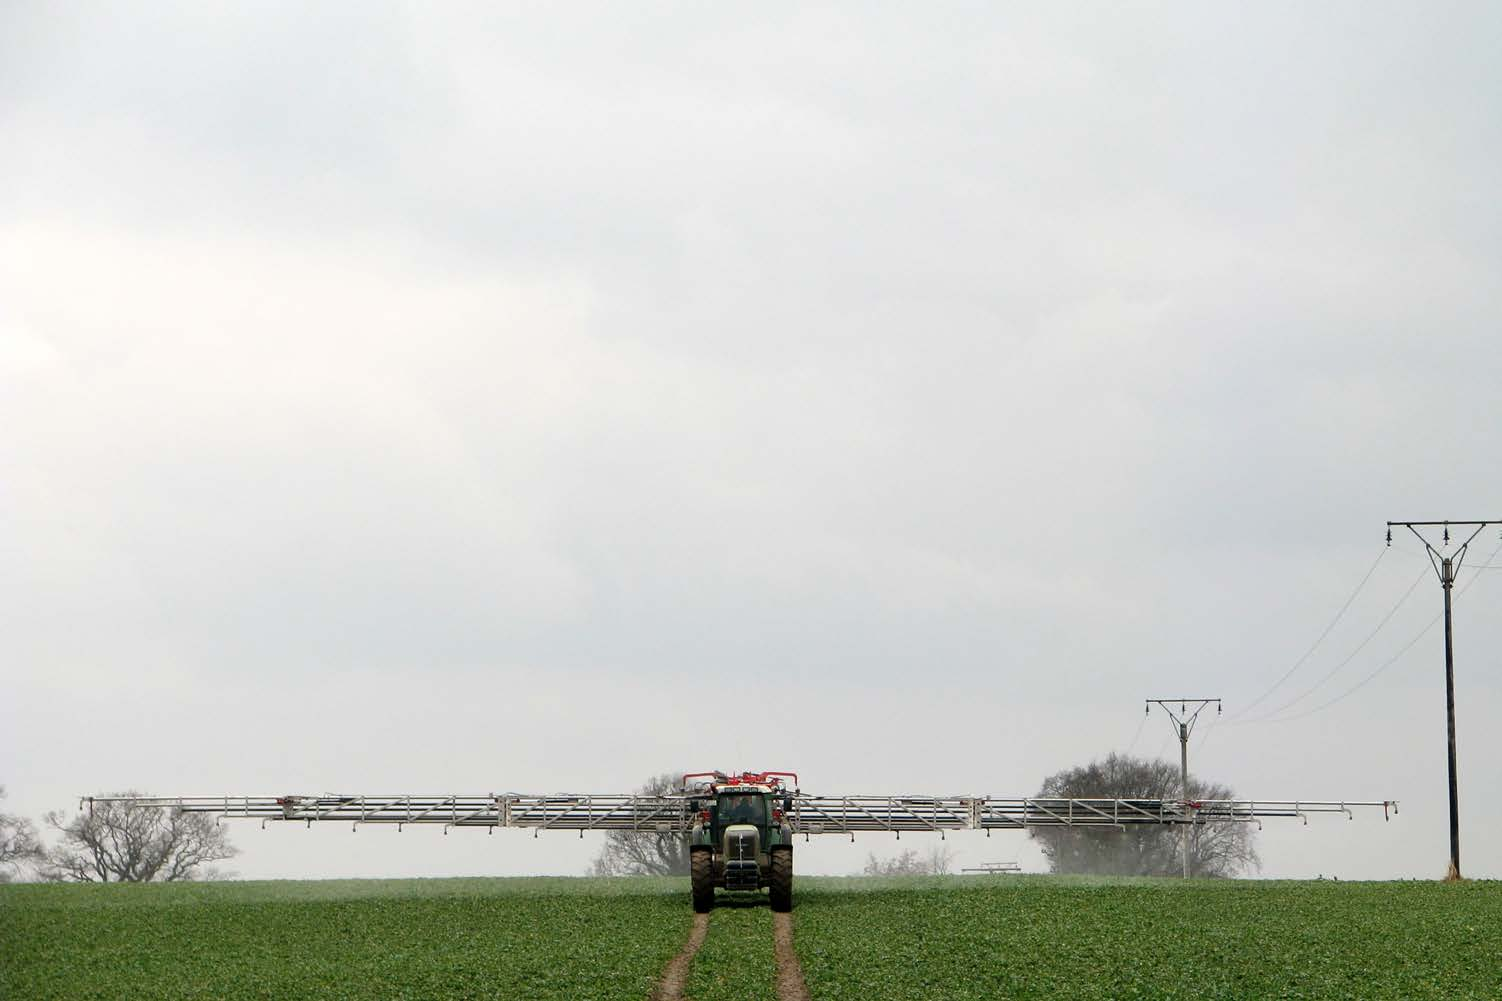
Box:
650 912 709 1001
773 911 812 1001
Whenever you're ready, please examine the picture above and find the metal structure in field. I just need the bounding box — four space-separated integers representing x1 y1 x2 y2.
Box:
83 793 1395 833
88 771 1397 910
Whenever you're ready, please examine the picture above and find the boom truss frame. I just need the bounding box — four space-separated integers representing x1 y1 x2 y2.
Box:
84 793 1396 836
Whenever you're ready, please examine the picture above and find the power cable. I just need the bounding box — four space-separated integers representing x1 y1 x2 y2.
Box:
1257 615 1439 723
1122 711 1148 758
1194 712 1220 753
1257 538 1502 724
1229 546 1389 720
1242 565 1428 722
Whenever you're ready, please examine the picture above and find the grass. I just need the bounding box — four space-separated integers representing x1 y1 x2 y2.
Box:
0 877 690 1001
795 875 1502 1000
5 874 1500 1000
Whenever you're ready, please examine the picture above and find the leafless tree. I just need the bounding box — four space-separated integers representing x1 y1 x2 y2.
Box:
42 792 237 883
861 844 957 876
588 772 689 876
926 843 957 875
863 849 925 875
1 786 45 882
1029 753 1259 878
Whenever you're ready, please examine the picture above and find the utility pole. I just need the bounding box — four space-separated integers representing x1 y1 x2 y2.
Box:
1386 519 1501 880
1146 698 1221 878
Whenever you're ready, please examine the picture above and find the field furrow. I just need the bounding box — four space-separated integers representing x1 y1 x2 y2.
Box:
682 896 777 1001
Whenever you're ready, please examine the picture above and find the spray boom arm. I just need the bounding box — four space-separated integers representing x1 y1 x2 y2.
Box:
82 789 1396 834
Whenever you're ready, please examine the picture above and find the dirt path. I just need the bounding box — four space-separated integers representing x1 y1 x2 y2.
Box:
650 912 710 1001
773 912 811 1001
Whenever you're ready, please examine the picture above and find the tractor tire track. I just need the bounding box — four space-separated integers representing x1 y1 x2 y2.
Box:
651 912 709 1001
773 912 811 1001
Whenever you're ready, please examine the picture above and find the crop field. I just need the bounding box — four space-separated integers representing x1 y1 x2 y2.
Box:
0 877 689 1001
3 875 1500 1000
795 876 1502 1000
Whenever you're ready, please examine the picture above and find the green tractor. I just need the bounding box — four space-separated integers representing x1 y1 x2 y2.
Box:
683 771 798 913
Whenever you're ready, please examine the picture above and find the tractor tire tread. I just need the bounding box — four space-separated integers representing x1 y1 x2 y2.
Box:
769 846 793 912
691 848 715 913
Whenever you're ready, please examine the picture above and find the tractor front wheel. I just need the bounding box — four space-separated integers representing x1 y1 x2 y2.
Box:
691 848 714 913
768 847 793 912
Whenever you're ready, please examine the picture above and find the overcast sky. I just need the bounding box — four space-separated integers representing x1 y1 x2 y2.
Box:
3 2 1500 881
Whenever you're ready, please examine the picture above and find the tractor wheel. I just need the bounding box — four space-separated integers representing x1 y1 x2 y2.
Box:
769 847 793 912
691 848 715 913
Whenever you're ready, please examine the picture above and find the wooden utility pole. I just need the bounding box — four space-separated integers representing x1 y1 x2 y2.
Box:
1387 519 1500 880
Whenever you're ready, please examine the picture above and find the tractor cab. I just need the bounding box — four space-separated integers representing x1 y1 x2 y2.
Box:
682 771 798 912
712 787 767 834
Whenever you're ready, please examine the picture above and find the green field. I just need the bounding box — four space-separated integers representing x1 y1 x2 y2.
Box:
796 876 1502 1000
0 877 690 1001
3 876 1499 1000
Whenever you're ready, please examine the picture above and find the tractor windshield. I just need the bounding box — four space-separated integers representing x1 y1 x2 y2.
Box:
717 792 766 827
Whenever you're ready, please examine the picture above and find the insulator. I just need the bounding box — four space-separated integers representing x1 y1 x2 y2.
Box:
1386 527 1392 546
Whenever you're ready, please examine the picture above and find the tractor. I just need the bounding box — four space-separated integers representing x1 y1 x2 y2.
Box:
683 771 797 912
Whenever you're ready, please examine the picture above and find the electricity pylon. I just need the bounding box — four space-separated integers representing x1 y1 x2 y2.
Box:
1146 698 1221 878
1387 519 1501 880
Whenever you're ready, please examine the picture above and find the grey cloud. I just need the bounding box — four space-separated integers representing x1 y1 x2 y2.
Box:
2 1 1499 881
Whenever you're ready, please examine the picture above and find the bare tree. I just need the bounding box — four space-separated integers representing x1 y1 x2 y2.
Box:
863 849 926 875
588 772 689 876
861 844 956 876
926 843 957 875
1029 753 1259 878
1 786 45 882
42 792 237 883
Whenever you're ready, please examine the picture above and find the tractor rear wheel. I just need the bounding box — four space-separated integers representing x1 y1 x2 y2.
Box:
769 847 793 912
691 848 714 913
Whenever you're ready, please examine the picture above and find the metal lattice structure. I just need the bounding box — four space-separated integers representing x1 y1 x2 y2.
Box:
84 792 1396 835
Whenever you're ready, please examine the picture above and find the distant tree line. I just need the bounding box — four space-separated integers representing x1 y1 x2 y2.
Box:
861 845 957 876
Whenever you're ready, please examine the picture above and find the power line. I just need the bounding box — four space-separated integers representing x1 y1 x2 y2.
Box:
1243 565 1428 721
1229 546 1389 720
1122 711 1148 757
1257 613 1438 723
1193 712 1220 756
1249 539 1499 726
